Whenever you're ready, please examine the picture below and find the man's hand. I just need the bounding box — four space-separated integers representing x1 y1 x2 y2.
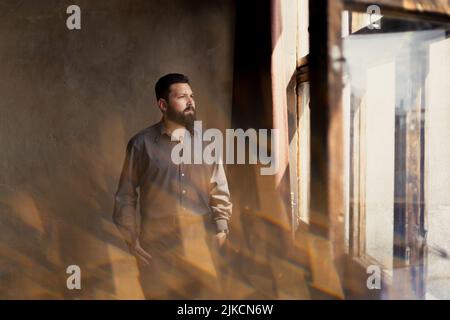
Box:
214 231 228 248
130 239 152 265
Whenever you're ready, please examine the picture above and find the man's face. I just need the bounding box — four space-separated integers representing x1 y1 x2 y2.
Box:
163 83 196 129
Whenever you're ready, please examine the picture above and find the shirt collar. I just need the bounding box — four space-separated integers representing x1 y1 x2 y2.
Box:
155 120 199 143
158 120 171 137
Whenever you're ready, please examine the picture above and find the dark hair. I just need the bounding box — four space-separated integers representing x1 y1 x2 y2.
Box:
155 73 190 101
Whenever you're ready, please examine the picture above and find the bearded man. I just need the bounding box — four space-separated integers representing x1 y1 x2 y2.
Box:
113 73 232 299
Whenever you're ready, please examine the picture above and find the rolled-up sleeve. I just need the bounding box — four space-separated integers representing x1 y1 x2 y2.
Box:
113 139 141 242
209 163 232 232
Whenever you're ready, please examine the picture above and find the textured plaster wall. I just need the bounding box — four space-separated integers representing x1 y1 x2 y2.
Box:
0 0 235 298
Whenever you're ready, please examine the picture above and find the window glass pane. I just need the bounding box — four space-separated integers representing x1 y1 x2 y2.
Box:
425 33 450 300
342 12 450 298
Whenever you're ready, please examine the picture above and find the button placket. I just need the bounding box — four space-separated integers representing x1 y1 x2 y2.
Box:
180 163 186 212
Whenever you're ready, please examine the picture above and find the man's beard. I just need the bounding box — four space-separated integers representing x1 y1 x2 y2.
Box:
166 105 196 135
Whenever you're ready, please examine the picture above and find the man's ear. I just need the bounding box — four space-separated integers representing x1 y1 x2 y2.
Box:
157 98 167 113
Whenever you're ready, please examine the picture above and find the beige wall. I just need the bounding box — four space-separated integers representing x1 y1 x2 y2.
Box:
0 0 235 298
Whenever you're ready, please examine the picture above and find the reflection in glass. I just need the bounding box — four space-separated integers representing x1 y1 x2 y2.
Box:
342 12 450 299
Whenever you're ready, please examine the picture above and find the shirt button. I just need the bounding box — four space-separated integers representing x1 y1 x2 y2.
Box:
182 189 186 195
181 173 185 177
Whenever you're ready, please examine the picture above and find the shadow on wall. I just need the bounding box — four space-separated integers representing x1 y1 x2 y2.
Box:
0 113 144 299
0 114 317 300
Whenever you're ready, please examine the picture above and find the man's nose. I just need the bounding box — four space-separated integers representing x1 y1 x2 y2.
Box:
187 97 195 107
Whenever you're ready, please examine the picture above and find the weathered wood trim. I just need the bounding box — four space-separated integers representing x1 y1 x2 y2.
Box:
344 0 450 19
309 0 345 281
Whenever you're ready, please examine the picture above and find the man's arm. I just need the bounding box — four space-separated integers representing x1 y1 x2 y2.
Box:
209 162 232 234
113 139 141 247
113 138 152 264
